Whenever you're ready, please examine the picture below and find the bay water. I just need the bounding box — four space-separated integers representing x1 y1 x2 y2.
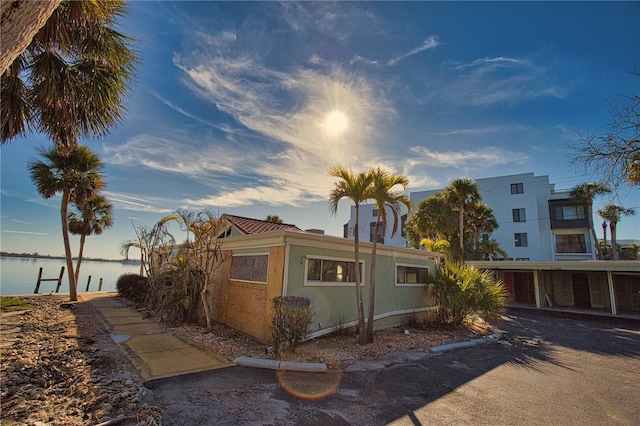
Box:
0 256 141 295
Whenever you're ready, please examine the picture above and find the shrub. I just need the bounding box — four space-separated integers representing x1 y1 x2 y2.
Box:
116 273 149 303
425 262 507 327
271 296 315 356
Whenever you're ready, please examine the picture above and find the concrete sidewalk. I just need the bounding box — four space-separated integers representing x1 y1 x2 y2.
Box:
80 292 234 382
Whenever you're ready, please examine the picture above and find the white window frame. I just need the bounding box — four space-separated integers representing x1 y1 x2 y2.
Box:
230 253 269 284
395 263 430 287
304 255 365 287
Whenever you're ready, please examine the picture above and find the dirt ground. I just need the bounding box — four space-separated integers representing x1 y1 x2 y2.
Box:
0 295 490 425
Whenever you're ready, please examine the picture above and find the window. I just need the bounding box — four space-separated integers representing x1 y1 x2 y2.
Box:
514 233 528 247
510 183 524 194
512 208 526 222
556 234 588 253
396 264 430 286
230 254 268 283
343 223 350 238
306 257 363 286
554 205 585 220
372 209 378 217
369 222 384 244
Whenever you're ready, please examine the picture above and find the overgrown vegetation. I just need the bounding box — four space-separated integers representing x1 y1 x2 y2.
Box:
271 296 315 356
120 209 230 327
116 273 148 304
425 262 507 327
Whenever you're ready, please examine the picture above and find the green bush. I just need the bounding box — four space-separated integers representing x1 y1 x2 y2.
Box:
425 262 507 327
116 273 149 303
271 296 315 356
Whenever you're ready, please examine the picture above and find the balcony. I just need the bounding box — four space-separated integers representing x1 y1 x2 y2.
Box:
555 241 592 254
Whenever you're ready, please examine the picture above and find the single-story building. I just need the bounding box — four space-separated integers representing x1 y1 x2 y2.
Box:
470 260 640 317
200 217 441 342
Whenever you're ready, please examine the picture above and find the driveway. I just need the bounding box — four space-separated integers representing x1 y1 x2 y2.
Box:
143 310 640 425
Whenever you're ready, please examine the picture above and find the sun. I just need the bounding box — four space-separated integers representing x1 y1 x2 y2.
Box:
323 110 348 135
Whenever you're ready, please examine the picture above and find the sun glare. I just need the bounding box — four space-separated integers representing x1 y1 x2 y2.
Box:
324 110 348 135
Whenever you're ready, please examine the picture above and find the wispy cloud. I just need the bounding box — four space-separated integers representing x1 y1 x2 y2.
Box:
388 35 440 66
2 230 48 236
424 55 565 107
407 146 530 169
101 191 175 214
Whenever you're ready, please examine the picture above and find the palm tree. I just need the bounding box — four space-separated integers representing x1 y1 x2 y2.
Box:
29 145 105 301
265 215 283 223
420 238 451 258
0 0 62 74
366 168 412 343
68 194 113 283
329 165 374 345
443 178 482 260
1 0 137 151
599 204 636 260
570 183 610 259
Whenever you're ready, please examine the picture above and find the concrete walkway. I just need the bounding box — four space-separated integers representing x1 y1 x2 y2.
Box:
80 292 234 382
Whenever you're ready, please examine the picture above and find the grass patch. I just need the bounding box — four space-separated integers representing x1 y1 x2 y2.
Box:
0 297 32 312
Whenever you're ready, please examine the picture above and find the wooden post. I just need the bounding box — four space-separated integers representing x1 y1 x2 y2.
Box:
34 267 44 293
85 275 92 292
98 278 103 291
34 266 65 293
55 266 65 292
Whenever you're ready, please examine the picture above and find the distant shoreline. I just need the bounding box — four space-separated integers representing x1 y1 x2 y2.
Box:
0 252 140 265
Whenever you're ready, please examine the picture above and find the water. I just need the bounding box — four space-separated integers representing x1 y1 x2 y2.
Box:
0 256 141 295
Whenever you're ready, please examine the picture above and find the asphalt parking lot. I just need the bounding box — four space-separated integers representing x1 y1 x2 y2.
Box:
144 309 640 425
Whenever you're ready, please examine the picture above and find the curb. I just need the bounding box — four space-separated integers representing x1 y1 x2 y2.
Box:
234 356 327 373
430 332 503 354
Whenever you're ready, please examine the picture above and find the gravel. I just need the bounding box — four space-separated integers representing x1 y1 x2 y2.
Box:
0 295 160 426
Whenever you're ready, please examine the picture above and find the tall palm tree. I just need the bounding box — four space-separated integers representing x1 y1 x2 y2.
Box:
599 204 636 260
29 145 105 301
366 168 412 343
570 182 611 259
443 178 482 260
68 194 113 282
329 166 374 345
598 209 610 258
1 0 137 151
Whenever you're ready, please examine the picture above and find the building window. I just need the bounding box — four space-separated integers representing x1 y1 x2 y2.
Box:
230 254 269 283
305 257 364 286
514 233 528 247
396 264 430 286
510 183 524 194
512 208 526 222
369 222 384 244
555 234 589 253
554 205 586 220
343 223 350 238
372 209 378 217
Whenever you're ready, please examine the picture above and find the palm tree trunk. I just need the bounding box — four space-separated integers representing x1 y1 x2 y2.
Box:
610 221 618 260
353 208 367 345
458 205 464 261
0 0 63 74
366 216 382 343
586 203 603 260
60 190 77 301
74 232 86 283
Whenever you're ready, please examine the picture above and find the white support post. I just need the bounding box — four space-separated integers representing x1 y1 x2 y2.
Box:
607 270 617 315
533 270 541 308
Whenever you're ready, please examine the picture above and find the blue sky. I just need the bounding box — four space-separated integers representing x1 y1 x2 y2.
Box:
1 1 639 260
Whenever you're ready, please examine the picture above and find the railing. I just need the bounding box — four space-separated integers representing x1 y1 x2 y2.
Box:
555 242 592 254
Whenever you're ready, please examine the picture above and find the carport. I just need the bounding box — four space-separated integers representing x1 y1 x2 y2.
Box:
470 260 640 318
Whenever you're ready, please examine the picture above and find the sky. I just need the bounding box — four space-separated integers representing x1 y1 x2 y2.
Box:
1 1 639 260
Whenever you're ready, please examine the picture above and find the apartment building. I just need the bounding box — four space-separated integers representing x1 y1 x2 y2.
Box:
344 172 596 262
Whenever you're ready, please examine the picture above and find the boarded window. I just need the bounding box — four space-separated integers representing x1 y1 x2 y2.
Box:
230 255 268 283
